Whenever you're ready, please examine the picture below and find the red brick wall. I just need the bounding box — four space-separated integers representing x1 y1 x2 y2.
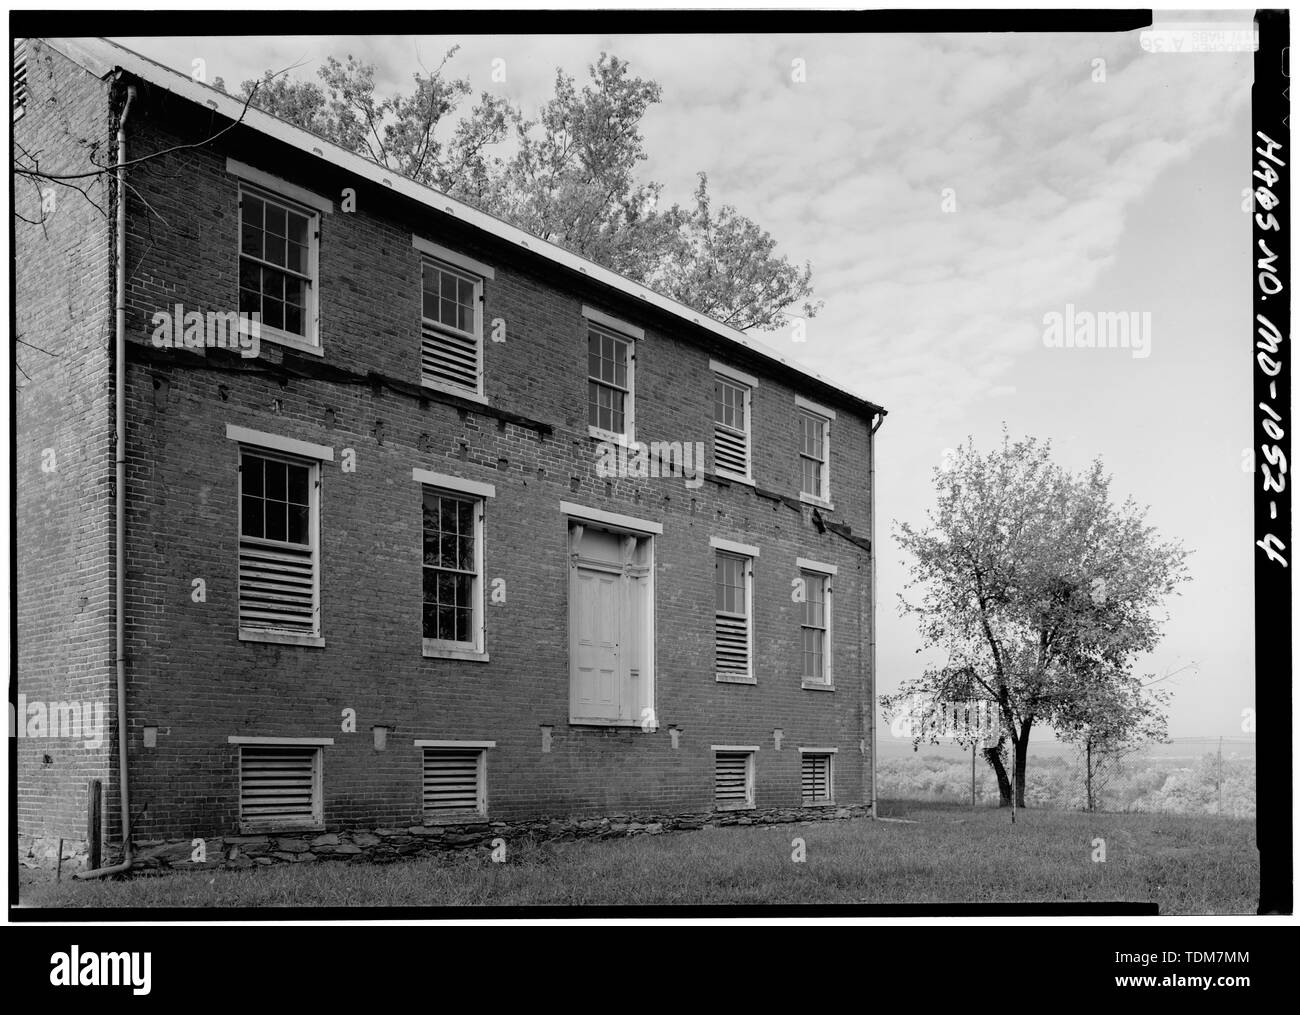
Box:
14 41 116 849
35 76 879 844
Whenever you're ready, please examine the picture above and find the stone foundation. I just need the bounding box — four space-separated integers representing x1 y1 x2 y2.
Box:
18 835 89 872
34 803 871 874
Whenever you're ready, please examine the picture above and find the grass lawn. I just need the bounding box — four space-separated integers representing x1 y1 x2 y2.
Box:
19 800 1258 914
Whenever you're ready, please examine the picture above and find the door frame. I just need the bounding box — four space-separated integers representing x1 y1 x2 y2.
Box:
562 503 658 727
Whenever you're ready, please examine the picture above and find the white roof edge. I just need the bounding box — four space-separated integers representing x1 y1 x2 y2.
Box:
46 36 884 415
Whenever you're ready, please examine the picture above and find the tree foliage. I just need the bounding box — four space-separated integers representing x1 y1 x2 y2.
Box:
1056 667 1171 811
234 49 820 331
887 431 1190 807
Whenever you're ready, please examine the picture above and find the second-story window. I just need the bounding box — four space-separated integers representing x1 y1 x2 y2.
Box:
239 186 319 351
421 257 484 397
801 569 830 684
228 425 333 646
414 469 495 662
798 558 836 689
714 549 755 682
237 449 321 642
422 490 483 651
587 325 633 439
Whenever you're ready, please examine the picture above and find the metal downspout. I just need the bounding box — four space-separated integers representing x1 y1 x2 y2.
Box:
869 410 885 818
78 81 135 878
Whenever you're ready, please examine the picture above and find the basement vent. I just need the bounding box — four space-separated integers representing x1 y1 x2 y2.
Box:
238 745 322 831
13 39 28 119
801 753 833 805
422 748 485 817
714 751 754 809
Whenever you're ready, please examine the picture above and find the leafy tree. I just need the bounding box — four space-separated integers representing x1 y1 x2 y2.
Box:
237 50 820 331
650 173 822 331
890 431 1190 807
1056 667 1170 811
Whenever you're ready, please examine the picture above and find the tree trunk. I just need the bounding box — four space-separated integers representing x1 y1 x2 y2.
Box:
1085 741 1094 812
1014 725 1030 808
983 743 1012 806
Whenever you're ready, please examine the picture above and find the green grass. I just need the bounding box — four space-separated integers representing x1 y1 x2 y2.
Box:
20 800 1257 914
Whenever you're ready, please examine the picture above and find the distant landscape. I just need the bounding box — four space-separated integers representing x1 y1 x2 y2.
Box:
878 743 1256 818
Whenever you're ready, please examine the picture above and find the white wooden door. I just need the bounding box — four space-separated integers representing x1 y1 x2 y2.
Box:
572 565 622 721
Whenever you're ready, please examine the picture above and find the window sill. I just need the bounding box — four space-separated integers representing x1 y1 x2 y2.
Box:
714 470 756 487
714 801 755 812
799 492 835 511
801 800 836 808
239 629 325 648
421 378 488 405
423 641 490 662
569 717 644 728
801 680 835 692
716 673 757 685
588 425 633 444
246 323 323 357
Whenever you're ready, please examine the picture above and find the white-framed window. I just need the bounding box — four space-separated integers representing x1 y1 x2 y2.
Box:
13 39 28 121
799 563 834 688
238 183 321 353
712 747 757 810
712 537 758 683
420 256 485 397
712 365 754 482
231 425 333 647
799 749 835 806
798 406 832 504
564 502 658 726
587 324 635 440
233 739 330 833
417 740 494 820
797 557 836 688
415 470 494 661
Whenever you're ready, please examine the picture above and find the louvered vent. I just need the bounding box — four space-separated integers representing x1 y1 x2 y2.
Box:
715 614 750 678
239 746 320 830
13 39 28 117
423 748 483 815
714 752 752 808
422 322 479 391
802 754 832 805
239 540 316 634
714 424 749 477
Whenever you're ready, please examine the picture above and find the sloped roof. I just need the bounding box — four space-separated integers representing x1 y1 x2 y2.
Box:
45 36 885 419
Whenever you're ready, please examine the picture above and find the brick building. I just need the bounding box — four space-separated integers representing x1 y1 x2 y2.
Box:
15 37 886 870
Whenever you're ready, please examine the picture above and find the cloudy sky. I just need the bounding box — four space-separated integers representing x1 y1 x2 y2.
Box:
120 20 1257 741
